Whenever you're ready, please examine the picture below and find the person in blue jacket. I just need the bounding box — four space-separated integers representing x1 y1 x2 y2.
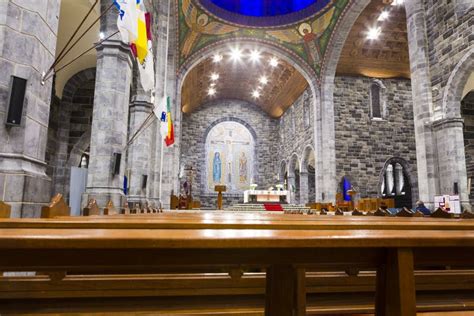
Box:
415 200 431 216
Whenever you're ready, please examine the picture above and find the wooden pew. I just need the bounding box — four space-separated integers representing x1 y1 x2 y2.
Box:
0 201 11 218
40 194 70 218
0 218 473 316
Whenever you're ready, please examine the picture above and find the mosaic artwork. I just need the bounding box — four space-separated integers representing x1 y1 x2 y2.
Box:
205 121 254 193
178 0 350 76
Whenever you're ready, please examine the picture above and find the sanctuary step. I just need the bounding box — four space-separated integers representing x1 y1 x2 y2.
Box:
225 203 311 214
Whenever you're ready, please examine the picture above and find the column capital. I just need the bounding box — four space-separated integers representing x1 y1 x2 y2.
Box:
96 40 133 65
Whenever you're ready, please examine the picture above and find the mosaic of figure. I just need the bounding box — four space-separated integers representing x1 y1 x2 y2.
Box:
212 152 222 183
267 7 334 67
182 0 239 57
239 152 248 183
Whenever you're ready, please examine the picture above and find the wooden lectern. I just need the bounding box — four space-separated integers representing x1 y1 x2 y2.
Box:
215 185 227 210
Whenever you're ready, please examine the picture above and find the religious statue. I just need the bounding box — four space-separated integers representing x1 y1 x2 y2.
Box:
239 152 248 183
213 152 222 183
181 0 238 57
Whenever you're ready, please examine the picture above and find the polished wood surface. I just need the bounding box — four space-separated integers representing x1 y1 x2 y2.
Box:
0 201 11 218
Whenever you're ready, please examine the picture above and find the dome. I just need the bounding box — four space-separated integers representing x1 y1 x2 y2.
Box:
198 0 331 27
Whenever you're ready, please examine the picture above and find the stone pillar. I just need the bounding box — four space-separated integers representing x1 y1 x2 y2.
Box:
433 118 470 210
84 1 132 208
405 0 439 208
0 1 60 217
299 171 309 205
127 75 153 205
288 175 296 204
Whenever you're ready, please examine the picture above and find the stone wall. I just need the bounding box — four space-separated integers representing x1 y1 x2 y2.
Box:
334 76 418 202
181 99 279 208
462 91 474 204
279 89 314 169
424 0 473 114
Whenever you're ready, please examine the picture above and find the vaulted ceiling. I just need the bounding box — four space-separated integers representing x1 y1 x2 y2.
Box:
336 0 410 78
181 49 308 118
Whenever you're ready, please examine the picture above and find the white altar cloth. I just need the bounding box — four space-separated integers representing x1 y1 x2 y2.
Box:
244 190 290 203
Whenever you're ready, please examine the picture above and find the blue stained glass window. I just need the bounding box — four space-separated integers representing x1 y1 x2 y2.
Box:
210 0 321 17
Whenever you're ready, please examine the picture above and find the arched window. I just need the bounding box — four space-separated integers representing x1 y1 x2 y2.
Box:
369 80 386 119
380 159 412 208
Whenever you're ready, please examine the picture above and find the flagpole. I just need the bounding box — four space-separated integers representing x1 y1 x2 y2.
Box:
159 0 172 208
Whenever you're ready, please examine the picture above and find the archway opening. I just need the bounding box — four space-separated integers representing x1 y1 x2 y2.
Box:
461 90 474 205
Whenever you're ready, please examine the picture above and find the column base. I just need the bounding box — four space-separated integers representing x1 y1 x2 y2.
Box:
82 188 125 213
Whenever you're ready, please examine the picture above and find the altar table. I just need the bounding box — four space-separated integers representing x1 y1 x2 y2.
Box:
244 190 290 203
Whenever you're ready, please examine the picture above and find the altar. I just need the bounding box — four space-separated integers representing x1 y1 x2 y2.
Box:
244 190 290 204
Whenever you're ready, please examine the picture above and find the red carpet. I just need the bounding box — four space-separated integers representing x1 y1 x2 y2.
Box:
264 203 283 211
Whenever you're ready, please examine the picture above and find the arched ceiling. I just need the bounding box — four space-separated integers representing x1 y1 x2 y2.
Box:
55 0 99 98
336 0 410 78
181 48 308 118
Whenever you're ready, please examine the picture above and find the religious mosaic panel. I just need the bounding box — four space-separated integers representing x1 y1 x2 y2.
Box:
205 121 255 193
178 0 350 76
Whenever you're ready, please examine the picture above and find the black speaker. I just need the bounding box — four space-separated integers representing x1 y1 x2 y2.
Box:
454 182 459 195
113 153 122 175
6 76 27 126
142 175 148 189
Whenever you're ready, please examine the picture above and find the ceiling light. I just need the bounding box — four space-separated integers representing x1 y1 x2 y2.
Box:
99 32 105 40
212 54 223 63
269 57 279 67
378 10 390 21
259 76 268 85
391 0 404 5
208 88 216 96
252 90 261 98
249 50 261 62
229 47 243 62
366 26 381 40
210 73 219 81
210 82 216 87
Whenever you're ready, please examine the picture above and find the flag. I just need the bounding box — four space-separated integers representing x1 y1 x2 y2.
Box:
131 8 149 64
114 0 138 44
137 39 154 91
164 96 175 147
153 96 170 143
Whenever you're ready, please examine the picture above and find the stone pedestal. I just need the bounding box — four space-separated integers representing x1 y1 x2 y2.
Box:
0 1 60 217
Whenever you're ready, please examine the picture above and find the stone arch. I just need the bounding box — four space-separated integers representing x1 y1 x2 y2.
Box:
203 116 258 142
288 153 301 204
378 157 417 208
301 144 316 173
279 160 288 183
67 129 92 168
288 153 301 176
301 145 316 204
317 0 371 203
50 68 96 199
443 47 474 118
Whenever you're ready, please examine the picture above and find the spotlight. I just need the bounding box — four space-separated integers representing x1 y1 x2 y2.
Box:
99 32 105 40
252 90 261 98
210 73 219 81
391 0 404 5
366 26 381 40
208 88 216 96
269 57 279 67
378 10 390 21
212 54 223 63
259 76 268 85
210 82 216 87
229 47 243 62
249 50 261 62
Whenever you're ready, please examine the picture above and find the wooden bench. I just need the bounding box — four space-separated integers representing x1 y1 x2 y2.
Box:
0 215 473 316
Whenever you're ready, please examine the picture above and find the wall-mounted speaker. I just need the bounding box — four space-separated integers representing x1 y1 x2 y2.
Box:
113 153 122 175
142 175 148 189
6 76 27 126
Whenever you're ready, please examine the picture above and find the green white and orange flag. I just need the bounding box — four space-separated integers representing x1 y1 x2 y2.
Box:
164 96 175 147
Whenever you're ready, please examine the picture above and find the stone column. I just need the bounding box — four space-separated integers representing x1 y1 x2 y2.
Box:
433 118 470 210
84 1 133 208
405 0 439 208
127 75 153 205
0 1 60 217
288 175 296 204
299 171 309 205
